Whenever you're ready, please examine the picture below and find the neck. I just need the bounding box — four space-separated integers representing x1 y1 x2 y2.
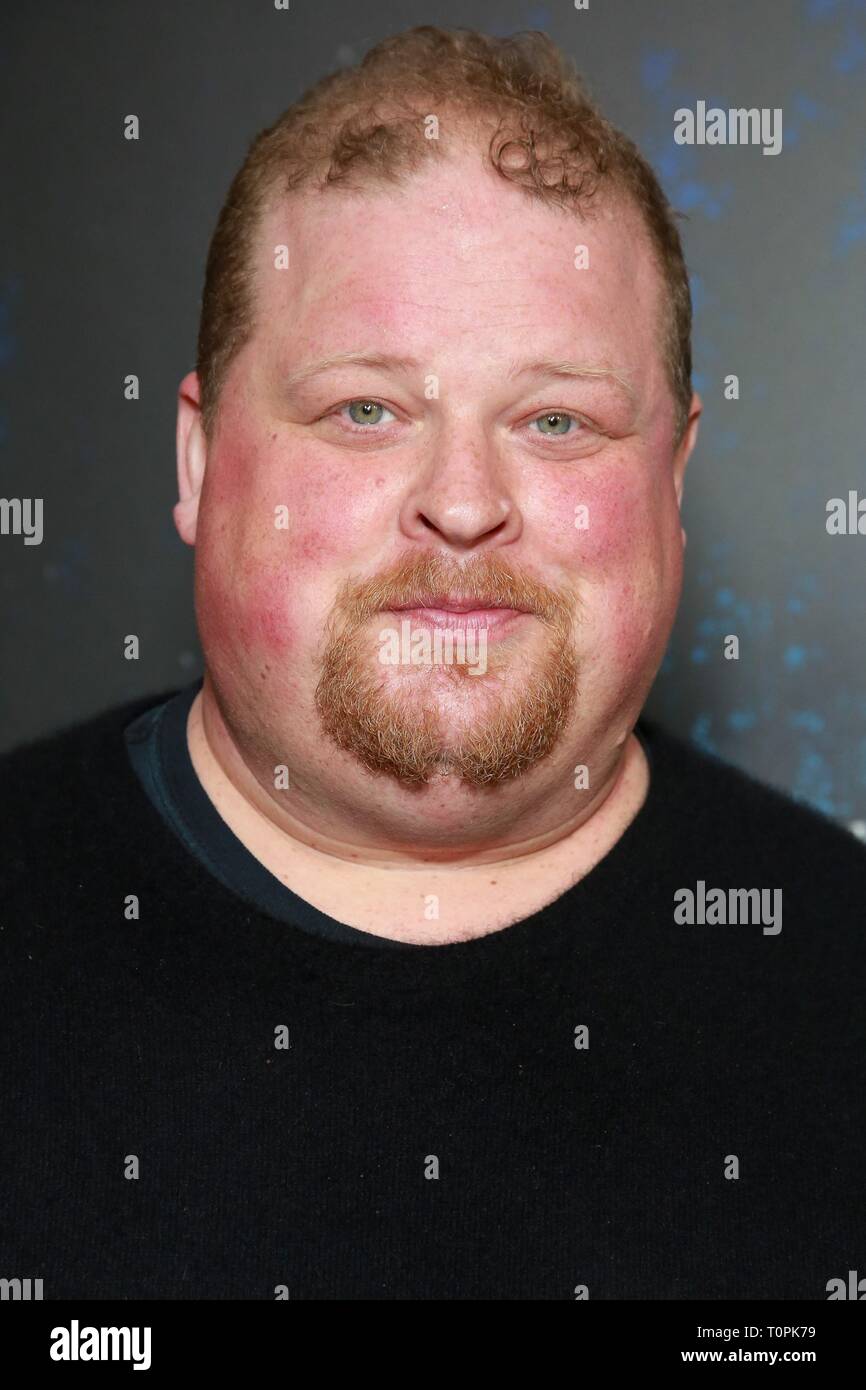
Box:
185 679 650 943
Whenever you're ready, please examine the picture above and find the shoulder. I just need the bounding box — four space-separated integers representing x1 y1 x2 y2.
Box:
0 687 182 869
637 717 866 979
639 715 866 880
0 688 190 976
2 688 180 792
634 719 866 1048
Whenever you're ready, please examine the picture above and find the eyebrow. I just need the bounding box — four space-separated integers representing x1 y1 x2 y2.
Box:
281 350 638 405
506 358 639 405
282 353 421 391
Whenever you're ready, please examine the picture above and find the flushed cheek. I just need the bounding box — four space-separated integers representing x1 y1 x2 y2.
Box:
560 481 680 669
581 557 678 685
219 479 405 652
568 581 664 716
241 576 299 656
234 509 365 653
207 419 367 560
199 496 350 657
553 468 668 570
195 547 297 666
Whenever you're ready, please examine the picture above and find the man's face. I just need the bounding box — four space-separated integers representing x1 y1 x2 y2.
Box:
181 149 696 823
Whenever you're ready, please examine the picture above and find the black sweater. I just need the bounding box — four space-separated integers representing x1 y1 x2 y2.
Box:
1 691 864 1300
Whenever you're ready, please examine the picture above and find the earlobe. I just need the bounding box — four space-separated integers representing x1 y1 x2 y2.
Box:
174 371 207 546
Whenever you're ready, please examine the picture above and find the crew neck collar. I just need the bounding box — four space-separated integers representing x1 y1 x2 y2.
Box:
122 677 667 992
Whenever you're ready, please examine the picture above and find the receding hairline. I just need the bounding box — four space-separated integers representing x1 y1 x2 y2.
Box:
239 161 671 425
196 28 693 446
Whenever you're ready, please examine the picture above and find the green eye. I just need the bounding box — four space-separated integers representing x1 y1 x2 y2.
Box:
347 400 387 425
534 411 576 436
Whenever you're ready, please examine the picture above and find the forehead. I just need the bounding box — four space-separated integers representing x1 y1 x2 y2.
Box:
252 151 667 397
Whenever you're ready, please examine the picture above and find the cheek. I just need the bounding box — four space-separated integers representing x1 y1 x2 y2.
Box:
240 501 370 654
240 573 298 655
553 462 669 567
197 454 349 659
539 454 681 653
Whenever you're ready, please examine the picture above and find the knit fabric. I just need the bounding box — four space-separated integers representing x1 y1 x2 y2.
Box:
1 691 864 1299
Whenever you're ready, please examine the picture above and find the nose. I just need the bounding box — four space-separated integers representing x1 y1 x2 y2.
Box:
398 419 522 553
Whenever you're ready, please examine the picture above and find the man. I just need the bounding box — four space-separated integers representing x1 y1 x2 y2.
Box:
2 26 863 1300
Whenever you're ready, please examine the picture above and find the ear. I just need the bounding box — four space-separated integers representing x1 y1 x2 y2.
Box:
174 371 207 546
673 390 702 549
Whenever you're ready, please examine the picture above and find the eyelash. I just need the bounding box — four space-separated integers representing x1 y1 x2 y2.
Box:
327 399 597 441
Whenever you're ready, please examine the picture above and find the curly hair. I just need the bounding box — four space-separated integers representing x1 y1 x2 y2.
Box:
196 25 693 444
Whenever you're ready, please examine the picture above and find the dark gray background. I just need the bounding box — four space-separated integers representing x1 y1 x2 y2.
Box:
2 0 864 830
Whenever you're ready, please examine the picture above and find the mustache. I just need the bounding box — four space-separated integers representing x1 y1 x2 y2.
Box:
330 551 576 630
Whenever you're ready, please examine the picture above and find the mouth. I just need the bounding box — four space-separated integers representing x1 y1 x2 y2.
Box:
386 598 533 632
